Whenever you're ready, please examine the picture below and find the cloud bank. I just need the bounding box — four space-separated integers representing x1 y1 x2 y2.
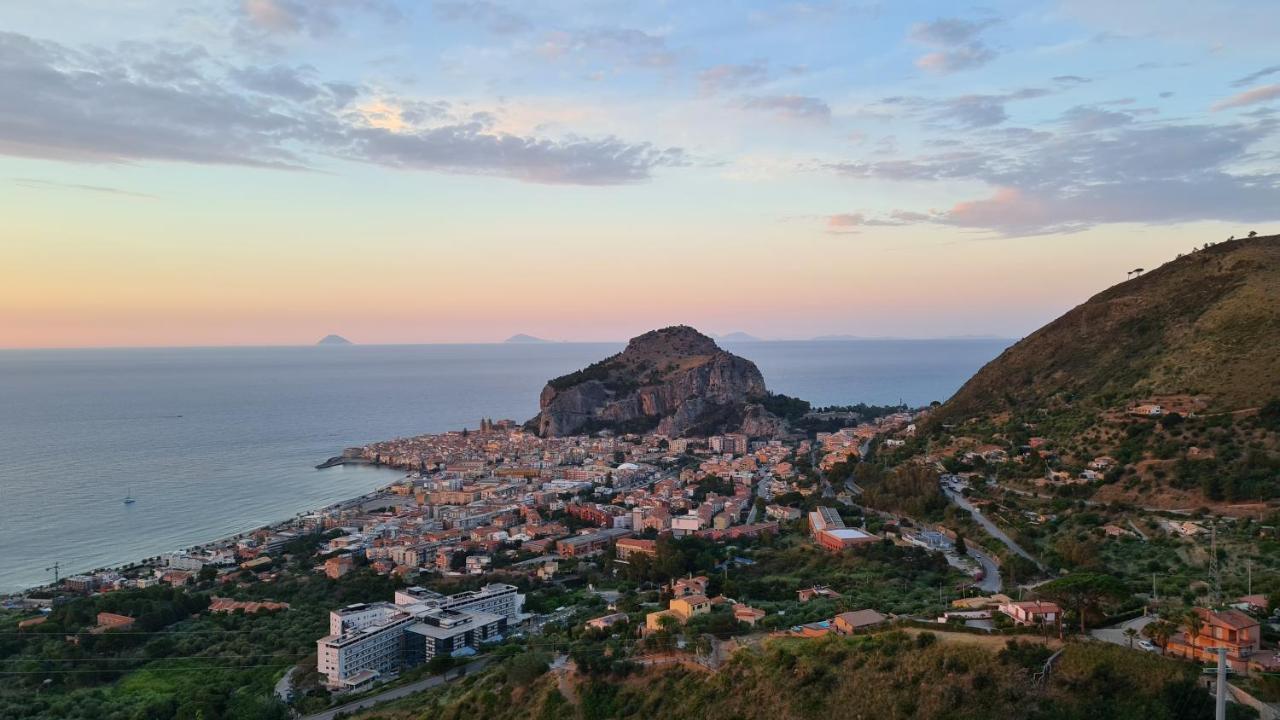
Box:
0 31 686 185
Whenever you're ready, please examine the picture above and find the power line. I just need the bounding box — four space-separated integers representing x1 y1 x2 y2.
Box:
0 662 298 675
0 628 275 637
0 653 305 663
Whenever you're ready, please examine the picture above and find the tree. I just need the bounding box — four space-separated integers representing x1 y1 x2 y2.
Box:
954 535 968 556
1143 619 1175 655
656 613 680 634
503 650 551 686
1123 626 1138 649
1259 399 1280 432
1185 609 1205 658
427 654 454 675
1038 572 1128 634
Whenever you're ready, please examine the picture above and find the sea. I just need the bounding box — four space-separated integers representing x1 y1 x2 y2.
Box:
0 339 1010 593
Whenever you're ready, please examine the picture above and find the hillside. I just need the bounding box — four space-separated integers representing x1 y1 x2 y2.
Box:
530 326 797 438
899 234 1280 514
938 235 1280 422
346 634 1221 720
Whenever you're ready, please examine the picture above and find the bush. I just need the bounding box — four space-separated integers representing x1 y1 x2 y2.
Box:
503 650 551 687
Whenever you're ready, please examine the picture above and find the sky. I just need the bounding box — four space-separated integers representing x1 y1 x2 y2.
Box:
2 0 1279 347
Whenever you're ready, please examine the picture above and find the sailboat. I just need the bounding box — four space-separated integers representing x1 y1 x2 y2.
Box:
123 488 136 505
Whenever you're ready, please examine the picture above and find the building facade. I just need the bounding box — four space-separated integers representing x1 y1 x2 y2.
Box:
318 584 525 689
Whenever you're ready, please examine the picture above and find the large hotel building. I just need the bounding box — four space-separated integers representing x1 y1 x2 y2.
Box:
317 583 524 689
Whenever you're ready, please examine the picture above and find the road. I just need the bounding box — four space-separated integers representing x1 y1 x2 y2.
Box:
274 665 296 703
944 488 1044 571
994 483 1193 515
1090 615 1157 651
966 547 1002 593
745 473 774 524
300 657 491 720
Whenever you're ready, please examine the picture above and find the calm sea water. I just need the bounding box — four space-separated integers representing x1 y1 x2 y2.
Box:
0 339 1009 592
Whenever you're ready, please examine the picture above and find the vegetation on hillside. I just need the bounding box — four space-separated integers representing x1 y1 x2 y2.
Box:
343 633 1244 720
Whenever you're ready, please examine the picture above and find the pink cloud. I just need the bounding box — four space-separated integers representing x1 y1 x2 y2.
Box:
945 187 1052 230
827 213 866 228
1212 84 1280 111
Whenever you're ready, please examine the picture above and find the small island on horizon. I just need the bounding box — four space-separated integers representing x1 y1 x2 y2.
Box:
504 333 550 344
316 334 352 345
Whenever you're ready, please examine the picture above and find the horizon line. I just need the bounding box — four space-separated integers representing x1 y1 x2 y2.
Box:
0 335 1018 352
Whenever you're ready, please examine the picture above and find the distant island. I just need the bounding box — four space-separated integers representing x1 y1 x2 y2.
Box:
504 334 550 344
719 331 762 342
316 334 352 345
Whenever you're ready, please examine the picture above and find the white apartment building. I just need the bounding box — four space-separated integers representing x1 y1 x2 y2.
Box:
317 603 415 690
318 584 525 689
393 583 524 623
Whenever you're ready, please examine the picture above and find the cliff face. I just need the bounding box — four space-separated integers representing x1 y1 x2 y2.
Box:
533 326 783 437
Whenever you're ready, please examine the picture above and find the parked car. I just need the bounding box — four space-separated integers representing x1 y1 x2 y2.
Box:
1138 640 1155 652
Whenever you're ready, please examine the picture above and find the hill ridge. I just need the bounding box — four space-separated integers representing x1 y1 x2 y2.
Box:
937 234 1280 422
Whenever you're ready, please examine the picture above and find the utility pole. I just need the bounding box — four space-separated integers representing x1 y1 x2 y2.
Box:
1215 646 1227 720
1208 522 1221 607
1246 560 1252 596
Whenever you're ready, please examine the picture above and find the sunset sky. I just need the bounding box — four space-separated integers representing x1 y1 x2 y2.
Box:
3 0 1279 347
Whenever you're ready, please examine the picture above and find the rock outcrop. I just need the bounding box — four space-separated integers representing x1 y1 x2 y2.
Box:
531 326 786 438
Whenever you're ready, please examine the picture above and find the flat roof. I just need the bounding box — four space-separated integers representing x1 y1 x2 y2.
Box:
825 528 872 539
406 610 503 639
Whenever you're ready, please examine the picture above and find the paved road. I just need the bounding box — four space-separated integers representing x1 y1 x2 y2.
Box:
746 472 774 524
966 547 1003 593
944 488 1044 571
1090 615 1157 651
301 658 491 720
274 665 296 703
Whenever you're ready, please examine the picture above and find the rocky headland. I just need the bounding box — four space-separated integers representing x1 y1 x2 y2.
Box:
530 325 796 438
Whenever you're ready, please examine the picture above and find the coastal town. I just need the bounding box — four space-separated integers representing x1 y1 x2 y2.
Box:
6 299 1274 720
6 402 1280 718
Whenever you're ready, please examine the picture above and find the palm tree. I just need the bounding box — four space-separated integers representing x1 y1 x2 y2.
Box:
1143 619 1174 655
1185 609 1205 660
1123 626 1138 649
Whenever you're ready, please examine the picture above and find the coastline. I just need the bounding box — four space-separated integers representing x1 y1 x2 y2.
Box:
315 455 375 470
1 457 406 599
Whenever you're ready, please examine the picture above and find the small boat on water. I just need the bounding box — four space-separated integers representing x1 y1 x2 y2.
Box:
123 488 136 505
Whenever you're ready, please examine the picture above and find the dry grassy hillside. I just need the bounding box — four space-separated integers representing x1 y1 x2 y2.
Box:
347 634 1220 720
938 234 1280 422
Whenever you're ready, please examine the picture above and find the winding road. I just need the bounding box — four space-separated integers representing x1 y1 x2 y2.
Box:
943 487 1045 571
300 657 491 720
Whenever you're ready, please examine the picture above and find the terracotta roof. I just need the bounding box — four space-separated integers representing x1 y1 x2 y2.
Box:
1201 607 1258 630
836 609 887 628
1011 600 1061 613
